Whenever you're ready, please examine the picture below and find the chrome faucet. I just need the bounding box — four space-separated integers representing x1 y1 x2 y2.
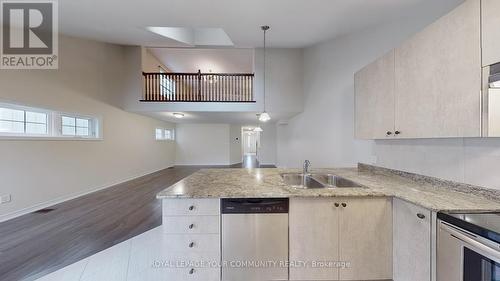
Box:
303 160 311 175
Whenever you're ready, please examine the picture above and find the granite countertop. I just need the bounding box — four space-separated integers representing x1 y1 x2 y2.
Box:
156 165 500 212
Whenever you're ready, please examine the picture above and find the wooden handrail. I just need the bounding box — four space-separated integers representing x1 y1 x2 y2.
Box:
141 71 255 102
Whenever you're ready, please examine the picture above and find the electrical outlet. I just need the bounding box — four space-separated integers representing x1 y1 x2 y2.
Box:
0 194 11 204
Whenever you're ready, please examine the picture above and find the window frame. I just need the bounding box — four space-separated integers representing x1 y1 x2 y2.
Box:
155 127 175 141
0 102 52 137
164 128 175 140
0 102 102 141
56 113 99 139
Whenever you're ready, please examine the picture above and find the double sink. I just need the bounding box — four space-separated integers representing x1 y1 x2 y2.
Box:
281 173 363 189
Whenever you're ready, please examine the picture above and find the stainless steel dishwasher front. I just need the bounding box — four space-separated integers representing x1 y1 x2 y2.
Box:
221 198 289 281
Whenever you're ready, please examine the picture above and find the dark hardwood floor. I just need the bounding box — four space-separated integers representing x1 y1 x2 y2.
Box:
231 154 275 168
0 159 276 281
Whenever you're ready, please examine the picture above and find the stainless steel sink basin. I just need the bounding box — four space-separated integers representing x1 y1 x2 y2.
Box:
280 173 324 188
280 173 363 189
310 174 362 188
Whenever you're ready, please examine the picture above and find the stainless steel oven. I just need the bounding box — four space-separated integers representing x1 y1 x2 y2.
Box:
437 212 500 281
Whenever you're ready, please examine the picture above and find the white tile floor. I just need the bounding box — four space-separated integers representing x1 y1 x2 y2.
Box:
36 227 180 281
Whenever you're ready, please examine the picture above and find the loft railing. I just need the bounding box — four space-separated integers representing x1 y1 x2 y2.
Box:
141 70 255 102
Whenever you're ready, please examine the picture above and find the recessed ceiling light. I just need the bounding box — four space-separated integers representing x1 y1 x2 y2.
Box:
173 113 185 118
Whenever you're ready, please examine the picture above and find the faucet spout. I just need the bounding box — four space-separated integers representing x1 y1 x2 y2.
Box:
303 160 311 175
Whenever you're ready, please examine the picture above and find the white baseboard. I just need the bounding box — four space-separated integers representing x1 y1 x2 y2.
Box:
0 165 174 223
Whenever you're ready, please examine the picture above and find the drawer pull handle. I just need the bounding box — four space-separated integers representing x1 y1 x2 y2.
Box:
189 205 195 211
189 242 195 248
189 268 195 274
334 203 340 207
417 213 426 219
341 203 347 208
188 224 195 229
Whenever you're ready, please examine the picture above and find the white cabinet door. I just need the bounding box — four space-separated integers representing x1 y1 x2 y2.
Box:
393 198 431 281
355 50 396 139
394 0 481 138
339 198 392 280
482 0 500 66
289 198 339 280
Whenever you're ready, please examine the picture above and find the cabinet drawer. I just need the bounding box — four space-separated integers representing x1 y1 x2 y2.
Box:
163 199 220 216
162 234 220 252
163 216 219 234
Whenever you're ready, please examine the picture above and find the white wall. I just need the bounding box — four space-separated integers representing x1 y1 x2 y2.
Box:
142 47 171 72
176 123 277 166
0 36 176 220
229 125 242 164
258 123 277 165
254 48 304 118
276 1 463 169
375 138 500 191
175 124 230 165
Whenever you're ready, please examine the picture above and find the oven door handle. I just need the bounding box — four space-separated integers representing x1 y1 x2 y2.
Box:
440 222 500 262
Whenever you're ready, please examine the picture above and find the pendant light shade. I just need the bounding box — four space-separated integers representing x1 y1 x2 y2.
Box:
258 112 271 122
258 25 271 122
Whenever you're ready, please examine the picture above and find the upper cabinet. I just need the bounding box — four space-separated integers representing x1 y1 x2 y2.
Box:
355 51 395 139
394 0 481 138
355 0 483 139
482 0 500 66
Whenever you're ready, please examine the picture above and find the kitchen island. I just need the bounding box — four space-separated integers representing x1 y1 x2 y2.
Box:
156 164 500 281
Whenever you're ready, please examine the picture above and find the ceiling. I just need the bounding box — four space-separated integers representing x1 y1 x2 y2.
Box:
144 111 292 125
59 0 463 48
149 48 254 73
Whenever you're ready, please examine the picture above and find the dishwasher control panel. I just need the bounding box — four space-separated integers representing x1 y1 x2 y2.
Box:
221 198 289 214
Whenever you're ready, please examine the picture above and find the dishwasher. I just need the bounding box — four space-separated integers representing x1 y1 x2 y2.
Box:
221 198 289 281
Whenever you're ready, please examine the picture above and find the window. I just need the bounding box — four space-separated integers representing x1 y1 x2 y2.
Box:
164 129 174 140
159 67 175 98
0 102 100 139
155 128 175 141
61 116 93 137
155 128 163 140
0 105 48 136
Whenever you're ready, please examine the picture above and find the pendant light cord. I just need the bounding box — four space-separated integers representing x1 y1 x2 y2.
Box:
261 26 269 112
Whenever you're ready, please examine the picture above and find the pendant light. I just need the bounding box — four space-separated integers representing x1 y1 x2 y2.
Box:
258 25 271 122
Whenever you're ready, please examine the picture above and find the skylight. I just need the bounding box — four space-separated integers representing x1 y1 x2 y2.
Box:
145 27 233 47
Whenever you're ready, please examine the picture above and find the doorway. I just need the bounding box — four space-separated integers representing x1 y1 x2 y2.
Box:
241 127 261 168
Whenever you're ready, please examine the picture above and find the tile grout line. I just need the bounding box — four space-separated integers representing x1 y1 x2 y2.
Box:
78 258 90 281
124 240 133 281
